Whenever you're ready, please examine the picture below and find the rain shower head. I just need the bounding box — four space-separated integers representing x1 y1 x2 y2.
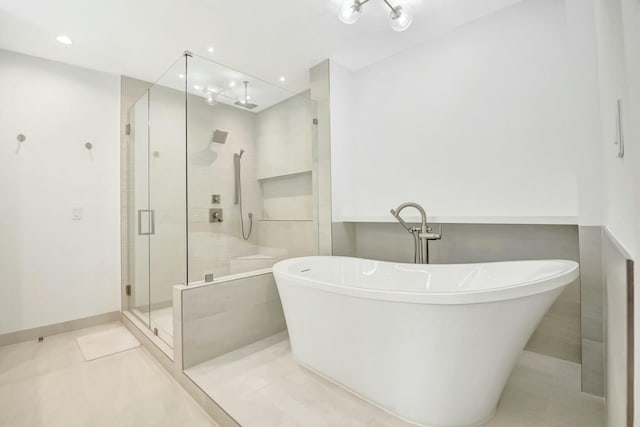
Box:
234 81 258 110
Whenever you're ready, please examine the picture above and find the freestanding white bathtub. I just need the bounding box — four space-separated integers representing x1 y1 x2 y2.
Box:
273 256 579 427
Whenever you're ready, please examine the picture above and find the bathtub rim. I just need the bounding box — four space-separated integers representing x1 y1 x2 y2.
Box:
273 256 578 305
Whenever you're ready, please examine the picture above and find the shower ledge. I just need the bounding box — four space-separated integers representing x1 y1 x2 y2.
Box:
257 170 311 181
337 215 579 225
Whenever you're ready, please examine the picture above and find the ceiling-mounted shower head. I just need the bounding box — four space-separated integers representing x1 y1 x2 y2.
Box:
234 81 258 110
234 149 245 159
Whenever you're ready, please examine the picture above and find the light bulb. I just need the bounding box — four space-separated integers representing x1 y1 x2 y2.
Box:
389 4 412 32
339 0 362 25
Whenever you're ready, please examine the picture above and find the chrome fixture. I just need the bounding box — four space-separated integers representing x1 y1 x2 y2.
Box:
209 208 223 223
234 149 253 240
390 202 441 263
234 81 258 110
212 129 228 144
85 142 94 160
339 0 413 32
15 133 26 153
190 128 227 167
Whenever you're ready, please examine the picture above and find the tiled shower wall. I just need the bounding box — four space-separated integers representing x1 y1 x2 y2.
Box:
120 76 317 297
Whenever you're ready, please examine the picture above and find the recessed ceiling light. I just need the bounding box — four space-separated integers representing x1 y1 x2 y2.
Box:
279 76 286 82
178 74 185 79
207 46 214 53
193 84 202 90
56 35 72 45
229 81 236 88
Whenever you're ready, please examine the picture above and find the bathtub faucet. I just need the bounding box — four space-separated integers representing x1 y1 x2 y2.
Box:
390 202 441 264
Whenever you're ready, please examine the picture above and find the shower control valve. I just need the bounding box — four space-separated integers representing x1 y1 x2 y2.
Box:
209 208 223 223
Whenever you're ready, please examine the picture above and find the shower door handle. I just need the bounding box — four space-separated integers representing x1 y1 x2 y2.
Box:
137 209 156 235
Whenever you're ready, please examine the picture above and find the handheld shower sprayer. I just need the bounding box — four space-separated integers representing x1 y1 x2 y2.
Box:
234 149 253 240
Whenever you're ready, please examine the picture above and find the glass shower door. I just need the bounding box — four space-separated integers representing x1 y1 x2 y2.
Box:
127 90 151 329
148 59 187 347
126 55 188 349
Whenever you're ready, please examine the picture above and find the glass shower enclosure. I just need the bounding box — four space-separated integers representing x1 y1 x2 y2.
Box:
125 52 319 348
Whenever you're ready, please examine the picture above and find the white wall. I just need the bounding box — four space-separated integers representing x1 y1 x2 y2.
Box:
564 0 605 226
0 50 121 335
331 0 603 222
591 0 640 422
329 62 356 221
593 0 640 258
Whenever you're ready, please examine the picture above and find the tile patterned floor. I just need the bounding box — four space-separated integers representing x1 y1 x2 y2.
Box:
0 322 215 427
186 333 605 427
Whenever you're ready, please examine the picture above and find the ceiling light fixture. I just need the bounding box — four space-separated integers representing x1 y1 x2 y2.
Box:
207 46 214 53
178 73 185 79
279 76 286 82
205 94 217 106
338 0 413 31
56 34 72 45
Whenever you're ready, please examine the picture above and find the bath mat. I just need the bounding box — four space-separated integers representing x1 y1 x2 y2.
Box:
77 326 140 361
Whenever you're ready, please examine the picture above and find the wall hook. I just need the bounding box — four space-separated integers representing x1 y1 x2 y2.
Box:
15 134 26 153
85 142 94 161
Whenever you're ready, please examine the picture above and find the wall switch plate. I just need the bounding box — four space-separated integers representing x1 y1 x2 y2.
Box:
209 208 223 222
72 207 83 221
211 194 221 204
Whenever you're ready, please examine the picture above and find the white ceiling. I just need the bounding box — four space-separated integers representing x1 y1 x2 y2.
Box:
0 0 521 93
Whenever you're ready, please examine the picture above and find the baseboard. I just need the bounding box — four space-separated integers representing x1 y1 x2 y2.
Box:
0 311 121 347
